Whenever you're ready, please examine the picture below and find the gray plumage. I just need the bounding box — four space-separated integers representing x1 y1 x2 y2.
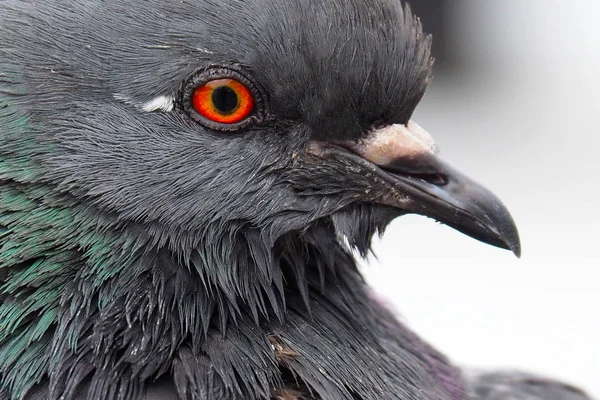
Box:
0 0 592 399
467 372 591 400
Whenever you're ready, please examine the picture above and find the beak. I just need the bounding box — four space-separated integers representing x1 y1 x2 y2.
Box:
319 121 521 257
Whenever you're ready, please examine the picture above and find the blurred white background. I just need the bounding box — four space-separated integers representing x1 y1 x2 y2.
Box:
364 1 600 396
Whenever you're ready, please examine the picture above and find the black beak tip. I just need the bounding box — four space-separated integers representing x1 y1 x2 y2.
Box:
507 232 522 259
507 234 522 258
462 218 522 258
513 245 522 259
458 201 522 259
496 215 522 258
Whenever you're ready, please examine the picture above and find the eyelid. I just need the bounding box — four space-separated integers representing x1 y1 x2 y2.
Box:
180 66 267 132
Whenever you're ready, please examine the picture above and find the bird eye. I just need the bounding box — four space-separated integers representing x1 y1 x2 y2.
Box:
193 79 253 124
181 67 264 131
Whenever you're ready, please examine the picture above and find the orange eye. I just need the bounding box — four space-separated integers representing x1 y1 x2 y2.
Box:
192 79 254 124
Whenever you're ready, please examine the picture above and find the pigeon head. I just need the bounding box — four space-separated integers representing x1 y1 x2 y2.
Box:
2 0 518 263
0 1 524 398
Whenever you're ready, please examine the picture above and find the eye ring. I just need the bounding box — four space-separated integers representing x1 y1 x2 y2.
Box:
180 66 266 132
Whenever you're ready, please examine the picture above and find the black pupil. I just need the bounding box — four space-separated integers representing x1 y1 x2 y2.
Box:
212 86 239 114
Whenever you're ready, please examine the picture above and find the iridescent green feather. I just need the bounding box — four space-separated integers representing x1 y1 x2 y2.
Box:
0 64 128 397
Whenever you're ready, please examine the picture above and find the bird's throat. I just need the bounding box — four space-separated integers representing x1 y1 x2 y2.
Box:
0 188 465 399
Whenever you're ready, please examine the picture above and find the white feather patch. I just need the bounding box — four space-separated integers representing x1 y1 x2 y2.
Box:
141 95 174 112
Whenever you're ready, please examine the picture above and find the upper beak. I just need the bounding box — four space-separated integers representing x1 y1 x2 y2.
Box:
317 120 521 257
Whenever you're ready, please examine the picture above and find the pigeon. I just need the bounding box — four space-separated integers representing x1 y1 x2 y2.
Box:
0 1 593 399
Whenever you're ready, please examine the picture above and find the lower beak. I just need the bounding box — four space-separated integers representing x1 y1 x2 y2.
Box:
319 121 521 257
